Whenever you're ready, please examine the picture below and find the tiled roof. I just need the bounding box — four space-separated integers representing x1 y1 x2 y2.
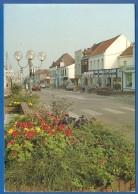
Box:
41 69 50 74
90 35 120 56
83 43 102 58
35 69 49 75
50 53 75 68
120 46 133 56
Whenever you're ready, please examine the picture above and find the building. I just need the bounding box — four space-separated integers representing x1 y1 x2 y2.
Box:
118 43 135 91
60 63 75 86
35 69 50 85
79 34 130 88
49 53 75 87
74 50 83 85
4 63 14 89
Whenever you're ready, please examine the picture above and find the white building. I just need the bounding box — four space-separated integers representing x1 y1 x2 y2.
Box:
81 34 130 88
118 43 135 91
4 63 14 89
60 63 75 85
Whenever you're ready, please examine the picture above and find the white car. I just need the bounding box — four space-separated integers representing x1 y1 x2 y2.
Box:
40 83 46 88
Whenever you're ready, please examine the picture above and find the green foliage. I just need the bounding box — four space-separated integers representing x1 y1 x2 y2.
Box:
114 83 121 91
4 111 135 192
7 92 40 109
50 96 73 116
11 83 22 95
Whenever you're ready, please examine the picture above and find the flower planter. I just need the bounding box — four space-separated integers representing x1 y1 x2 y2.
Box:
5 106 20 114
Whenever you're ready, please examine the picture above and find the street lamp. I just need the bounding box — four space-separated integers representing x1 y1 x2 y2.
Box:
14 50 46 93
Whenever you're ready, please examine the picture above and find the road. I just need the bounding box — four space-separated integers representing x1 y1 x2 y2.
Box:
34 88 135 139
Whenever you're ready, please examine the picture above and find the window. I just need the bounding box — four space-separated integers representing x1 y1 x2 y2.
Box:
97 60 99 69
101 59 104 69
90 61 92 70
126 73 132 87
124 61 127 66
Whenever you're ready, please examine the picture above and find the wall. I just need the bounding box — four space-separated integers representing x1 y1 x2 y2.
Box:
75 50 83 77
118 56 133 67
68 64 75 79
89 54 104 70
104 35 130 69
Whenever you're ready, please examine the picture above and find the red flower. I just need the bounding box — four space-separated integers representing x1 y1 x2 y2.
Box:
17 122 22 127
54 118 60 124
59 124 65 131
118 170 121 174
22 123 28 128
130 153 133 157
65 129 71 136
120 148 123 151
23 132 27 136
38 120 44 125
12 150 17 156
21 127 25 131
8 140 15 145
129 170 132 173
42 125 48 130
12 131 19 137
26 131 36 139
100 159 105 165
28 123 34 129
48 130 54 135
115 157 118 161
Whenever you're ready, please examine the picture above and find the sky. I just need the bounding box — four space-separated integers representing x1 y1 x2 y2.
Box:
4 4 135 76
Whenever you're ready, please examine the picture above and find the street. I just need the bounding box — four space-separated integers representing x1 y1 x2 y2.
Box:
34 88 135 139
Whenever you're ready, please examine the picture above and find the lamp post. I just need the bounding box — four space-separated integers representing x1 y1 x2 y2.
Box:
14 50 46 93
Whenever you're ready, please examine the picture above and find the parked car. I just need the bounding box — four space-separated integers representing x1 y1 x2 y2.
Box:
66 84 75 91
40 83 46 88
32 85 41 91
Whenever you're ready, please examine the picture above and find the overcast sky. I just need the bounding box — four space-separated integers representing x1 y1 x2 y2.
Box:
4 4 135 76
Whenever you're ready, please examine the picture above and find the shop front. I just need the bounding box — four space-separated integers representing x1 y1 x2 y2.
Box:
122 66 135 91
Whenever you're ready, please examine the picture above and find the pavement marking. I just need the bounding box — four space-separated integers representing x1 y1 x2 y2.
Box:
103 108 125 114
120 107 135 112
81 109 103 116
56 94 86 100
68 111 80 119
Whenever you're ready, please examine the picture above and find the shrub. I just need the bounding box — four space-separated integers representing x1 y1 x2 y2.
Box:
4 111 135 192
7 92 40 109
50 97 73 116
114 83 121 91
11 84 22 95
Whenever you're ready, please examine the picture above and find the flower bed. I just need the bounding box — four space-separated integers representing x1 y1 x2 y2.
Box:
6 92 39 109
4 110 135 192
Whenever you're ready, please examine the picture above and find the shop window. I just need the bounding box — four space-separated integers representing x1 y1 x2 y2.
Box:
126 73 132 87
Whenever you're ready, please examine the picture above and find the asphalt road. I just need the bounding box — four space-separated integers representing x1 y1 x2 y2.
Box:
34 88 135 139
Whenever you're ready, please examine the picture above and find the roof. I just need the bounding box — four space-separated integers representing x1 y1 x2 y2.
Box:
120 46 133 56
90 35 120 56
49 53 75 68
41 69 50 74
35 69 49 75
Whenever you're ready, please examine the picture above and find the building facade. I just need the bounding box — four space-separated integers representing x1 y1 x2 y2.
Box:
79 34 130 89
118 43 135 91
49 53 75 87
